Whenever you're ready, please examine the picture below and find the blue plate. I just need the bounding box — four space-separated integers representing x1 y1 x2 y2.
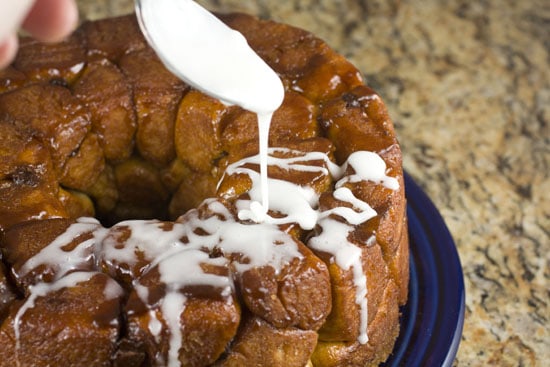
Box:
382 172 465 367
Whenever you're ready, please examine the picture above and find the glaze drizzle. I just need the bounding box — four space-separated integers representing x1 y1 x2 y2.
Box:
12 147 398 364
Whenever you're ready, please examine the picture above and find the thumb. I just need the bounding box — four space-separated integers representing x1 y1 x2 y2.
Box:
0 34 19 69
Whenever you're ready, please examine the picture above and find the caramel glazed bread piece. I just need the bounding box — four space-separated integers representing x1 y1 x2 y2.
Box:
0 12 408 367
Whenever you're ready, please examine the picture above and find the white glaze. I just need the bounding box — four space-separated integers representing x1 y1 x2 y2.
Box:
257 112 274 214
337 151 399 190
103 277 124 300
13 147 398 355
226 148 341 227
326 187 377 225
148 310 163 342
19 217 104 280
101 219 187 273
158 249 231 291
226 147 398 343
308 212 371 343
13 271 123 365
161 292 187 367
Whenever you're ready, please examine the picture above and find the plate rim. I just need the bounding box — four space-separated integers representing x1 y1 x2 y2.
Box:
382 172 465 366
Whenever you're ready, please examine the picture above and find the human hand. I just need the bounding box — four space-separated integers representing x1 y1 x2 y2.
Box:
0 0 78 69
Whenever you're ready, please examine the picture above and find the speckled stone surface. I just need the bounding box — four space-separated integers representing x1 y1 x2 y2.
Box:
76 1 549 365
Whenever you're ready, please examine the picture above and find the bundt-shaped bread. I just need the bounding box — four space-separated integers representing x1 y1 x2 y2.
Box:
0 12 408 367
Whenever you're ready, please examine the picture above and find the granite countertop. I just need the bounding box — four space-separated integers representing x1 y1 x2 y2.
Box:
77 1 549 365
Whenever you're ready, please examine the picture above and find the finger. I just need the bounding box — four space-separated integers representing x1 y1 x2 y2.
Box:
0 34 18 69
22 0 78 43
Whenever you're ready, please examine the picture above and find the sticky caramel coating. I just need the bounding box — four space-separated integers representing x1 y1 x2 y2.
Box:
238 242 331 331
0 12 408 367
0 272 123 367
0 261 16 322
72 58 137 163
178 199 333 332
119 48 187 167
14 33 86 84
2 218 98 291
312 280 401 367
215 315 319 367
0 117 68 229
124 264 241 367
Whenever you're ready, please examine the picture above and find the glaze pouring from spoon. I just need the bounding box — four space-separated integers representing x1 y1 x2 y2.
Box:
135 0 284 219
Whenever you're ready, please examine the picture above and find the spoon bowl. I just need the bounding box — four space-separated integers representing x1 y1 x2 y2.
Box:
134 0 284 115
